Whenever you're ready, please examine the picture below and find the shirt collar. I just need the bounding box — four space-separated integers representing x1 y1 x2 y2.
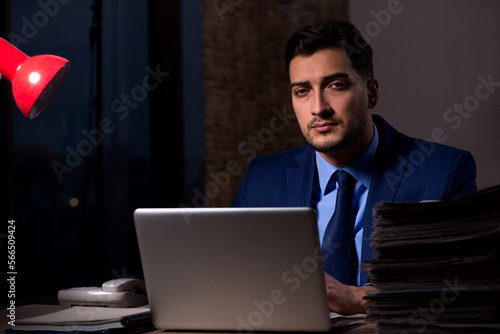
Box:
315 123 379 194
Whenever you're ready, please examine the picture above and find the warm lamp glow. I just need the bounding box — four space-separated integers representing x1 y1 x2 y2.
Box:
0 37 70 119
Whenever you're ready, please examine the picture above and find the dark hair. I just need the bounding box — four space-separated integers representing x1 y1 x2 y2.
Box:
284 19 374 80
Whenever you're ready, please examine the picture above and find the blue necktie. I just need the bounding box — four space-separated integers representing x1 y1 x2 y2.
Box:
321 170 358 285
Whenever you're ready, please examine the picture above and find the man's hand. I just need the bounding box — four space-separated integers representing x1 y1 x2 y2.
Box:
324 272 376 316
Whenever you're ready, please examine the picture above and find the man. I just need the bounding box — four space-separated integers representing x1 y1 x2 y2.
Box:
231 20 477 315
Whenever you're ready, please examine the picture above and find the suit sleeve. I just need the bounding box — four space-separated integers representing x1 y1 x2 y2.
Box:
446 149 477 198
230 158 254 207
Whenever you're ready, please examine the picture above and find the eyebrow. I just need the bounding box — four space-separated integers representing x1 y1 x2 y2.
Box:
290 72 349 88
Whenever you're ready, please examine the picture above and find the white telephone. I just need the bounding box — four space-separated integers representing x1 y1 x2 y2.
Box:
58 278 148 309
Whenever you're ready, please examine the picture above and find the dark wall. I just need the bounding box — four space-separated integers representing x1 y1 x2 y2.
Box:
350 0 500 190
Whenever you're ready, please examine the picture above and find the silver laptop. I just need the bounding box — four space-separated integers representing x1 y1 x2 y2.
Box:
134 207 350 332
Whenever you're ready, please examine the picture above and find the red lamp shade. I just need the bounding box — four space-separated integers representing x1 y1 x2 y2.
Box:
0 37 70 119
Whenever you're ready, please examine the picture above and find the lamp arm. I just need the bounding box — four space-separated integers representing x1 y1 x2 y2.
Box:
0 38 29 82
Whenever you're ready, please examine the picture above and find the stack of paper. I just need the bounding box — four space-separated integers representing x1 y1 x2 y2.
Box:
363 185 500 333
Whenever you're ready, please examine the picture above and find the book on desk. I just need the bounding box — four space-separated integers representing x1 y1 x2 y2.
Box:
6 306 152 333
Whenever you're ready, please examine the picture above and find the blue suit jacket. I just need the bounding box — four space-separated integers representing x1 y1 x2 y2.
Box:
231 115 477 285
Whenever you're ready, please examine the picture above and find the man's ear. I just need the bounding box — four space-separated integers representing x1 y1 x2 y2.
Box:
366 78 379 109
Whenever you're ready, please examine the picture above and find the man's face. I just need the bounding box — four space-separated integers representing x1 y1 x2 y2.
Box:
289 48 376 161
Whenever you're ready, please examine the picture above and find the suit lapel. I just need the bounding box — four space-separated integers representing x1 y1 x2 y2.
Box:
364 115 412 219
287 146 316 207
360 116 412 284
362 157 406 248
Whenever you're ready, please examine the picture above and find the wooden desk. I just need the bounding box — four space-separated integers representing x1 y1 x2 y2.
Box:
1 305 376 333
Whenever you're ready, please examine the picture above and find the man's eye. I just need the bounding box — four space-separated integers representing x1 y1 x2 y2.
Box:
294 88 308 97
330 81 347 89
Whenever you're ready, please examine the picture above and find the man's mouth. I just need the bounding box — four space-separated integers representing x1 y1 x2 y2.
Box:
311 121 337 133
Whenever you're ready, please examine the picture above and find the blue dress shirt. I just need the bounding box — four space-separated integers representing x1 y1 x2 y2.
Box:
313 124 379 286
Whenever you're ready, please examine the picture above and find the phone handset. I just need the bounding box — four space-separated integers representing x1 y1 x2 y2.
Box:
58 278 148 309
102 278 147 294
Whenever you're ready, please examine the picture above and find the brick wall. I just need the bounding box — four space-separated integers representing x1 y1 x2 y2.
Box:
202 0 349 206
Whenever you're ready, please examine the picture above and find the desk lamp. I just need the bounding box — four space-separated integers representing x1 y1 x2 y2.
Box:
0 37 70 119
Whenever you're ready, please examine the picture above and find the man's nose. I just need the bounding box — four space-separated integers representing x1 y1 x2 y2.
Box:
311 91 332 117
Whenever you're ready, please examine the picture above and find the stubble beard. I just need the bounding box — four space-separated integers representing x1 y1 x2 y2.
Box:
301 112 367 153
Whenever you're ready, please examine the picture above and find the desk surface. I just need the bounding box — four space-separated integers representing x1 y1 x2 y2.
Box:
1 304 376 333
